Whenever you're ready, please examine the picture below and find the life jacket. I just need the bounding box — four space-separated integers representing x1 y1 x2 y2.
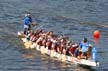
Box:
46 38 52 50
70 43 78 54
55 39 61 52
24 17 31 25
80 42 89 52
66 48 70 55
69 47 76 54
56 45 60 52
60 42 66 54
42 38 47 47
51 39 57 49
37 37 43 46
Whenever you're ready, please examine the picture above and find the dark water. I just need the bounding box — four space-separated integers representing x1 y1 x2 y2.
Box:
0 0 108 71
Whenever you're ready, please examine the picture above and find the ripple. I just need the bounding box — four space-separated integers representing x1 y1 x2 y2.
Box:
0 0 108 71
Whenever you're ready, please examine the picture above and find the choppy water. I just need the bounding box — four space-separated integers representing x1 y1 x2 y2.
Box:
0 0 108 71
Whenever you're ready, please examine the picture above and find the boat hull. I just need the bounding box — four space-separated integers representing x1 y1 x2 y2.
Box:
17 32 99 67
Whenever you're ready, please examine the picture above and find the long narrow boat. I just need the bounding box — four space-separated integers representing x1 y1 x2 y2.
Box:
17 31 99 67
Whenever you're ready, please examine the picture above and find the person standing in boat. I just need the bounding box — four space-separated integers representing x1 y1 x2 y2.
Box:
24 12 33 35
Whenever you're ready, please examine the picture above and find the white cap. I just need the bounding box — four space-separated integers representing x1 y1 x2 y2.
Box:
25 14 31 17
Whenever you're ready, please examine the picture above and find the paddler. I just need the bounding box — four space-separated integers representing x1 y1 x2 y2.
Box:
79 37 92 59
66 42 79 57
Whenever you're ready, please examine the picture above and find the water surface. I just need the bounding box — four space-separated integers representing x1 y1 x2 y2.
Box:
0 0 108 71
